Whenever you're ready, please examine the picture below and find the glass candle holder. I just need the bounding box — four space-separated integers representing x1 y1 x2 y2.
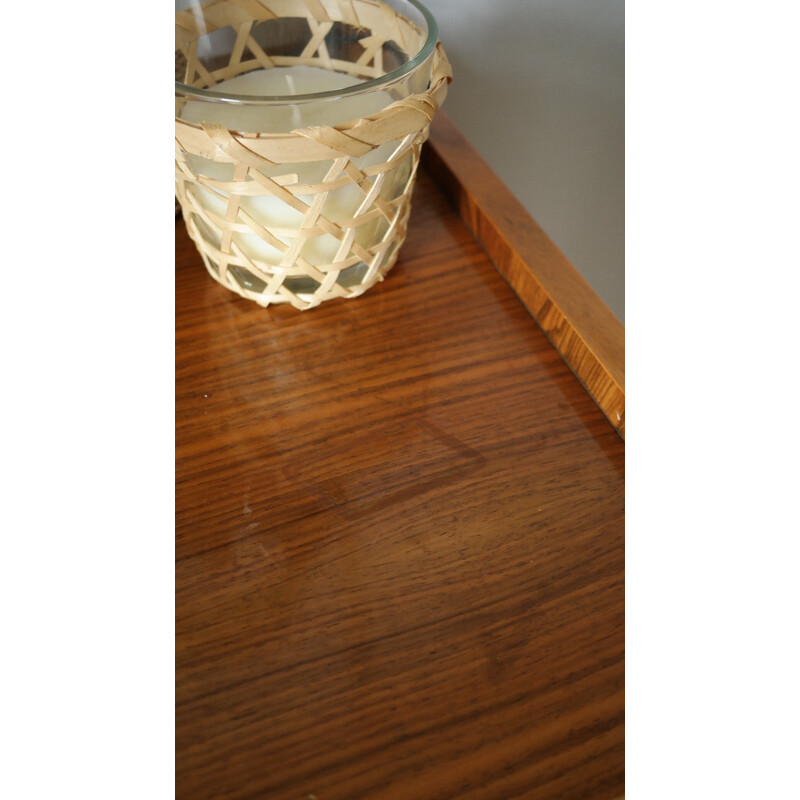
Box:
175 0 451 310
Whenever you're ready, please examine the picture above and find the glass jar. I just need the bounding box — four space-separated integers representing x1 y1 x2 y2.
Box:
175 0 448 310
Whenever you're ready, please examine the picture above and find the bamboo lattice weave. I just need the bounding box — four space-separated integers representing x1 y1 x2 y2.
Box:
175 0 451 309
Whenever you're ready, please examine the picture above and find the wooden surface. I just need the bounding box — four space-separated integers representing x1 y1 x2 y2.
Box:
176 163 625 798
423 113 625 437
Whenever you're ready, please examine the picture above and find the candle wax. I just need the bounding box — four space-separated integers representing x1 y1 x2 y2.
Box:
180 66 391 132
179 67 409 294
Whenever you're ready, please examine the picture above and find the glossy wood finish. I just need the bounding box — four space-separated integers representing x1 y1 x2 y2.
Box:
423 113 625 437
176 165 625 798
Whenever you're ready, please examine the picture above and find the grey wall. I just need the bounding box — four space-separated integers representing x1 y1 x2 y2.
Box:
424 0 625 322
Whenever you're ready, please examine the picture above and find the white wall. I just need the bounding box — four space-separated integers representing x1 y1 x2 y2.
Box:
423 0 625 322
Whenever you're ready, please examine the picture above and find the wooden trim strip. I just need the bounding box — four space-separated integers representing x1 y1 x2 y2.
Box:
422 112 625 438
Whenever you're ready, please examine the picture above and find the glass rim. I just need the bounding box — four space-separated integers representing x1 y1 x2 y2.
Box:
175 0 438 105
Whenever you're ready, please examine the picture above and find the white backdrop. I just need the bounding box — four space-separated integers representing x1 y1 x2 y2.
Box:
424 0 625 322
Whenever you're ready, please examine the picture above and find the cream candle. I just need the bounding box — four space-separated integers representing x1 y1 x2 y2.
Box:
179 67 408 294
180 66 392 132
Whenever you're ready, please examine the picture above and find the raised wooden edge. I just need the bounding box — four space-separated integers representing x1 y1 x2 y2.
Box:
422 112 625 438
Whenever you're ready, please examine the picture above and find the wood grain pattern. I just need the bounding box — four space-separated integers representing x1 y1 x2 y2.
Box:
422 113 625 438
176 168 625 799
